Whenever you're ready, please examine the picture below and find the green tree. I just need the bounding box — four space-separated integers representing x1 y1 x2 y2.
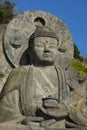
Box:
74 43 84 61
74 43 80 59
0 0 16 23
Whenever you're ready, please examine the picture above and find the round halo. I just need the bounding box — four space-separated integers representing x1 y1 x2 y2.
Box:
4 10 74 69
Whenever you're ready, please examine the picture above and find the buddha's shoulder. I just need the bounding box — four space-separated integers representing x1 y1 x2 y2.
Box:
10 65 31 76
7 65 33 86
0 65 31 98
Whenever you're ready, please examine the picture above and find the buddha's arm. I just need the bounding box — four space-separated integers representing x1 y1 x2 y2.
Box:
0 67 27 123
0 67 26 98
0 90 25 123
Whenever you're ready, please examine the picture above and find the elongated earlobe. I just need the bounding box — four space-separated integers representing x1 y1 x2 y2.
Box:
58 47 67 52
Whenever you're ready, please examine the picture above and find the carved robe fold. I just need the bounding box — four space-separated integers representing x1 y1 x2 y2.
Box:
0 65 69 123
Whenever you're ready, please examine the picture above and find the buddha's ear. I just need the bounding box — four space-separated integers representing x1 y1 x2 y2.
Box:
58 44 67 52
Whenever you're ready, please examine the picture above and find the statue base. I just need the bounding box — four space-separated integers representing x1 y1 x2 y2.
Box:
0 124 87 130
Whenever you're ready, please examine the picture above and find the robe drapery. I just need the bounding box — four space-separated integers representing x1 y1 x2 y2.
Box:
0 65 69 123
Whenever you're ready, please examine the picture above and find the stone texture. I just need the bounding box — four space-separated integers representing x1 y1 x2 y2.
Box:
0 22 71 129
3 10 74 69
0 10 74 92
0 24 12 92
0 10 87 130
0 124 87 130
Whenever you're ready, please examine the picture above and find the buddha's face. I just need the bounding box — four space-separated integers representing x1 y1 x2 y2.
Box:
32 37 58 65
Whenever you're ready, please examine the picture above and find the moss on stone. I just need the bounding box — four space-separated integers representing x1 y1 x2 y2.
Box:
70 58 87 76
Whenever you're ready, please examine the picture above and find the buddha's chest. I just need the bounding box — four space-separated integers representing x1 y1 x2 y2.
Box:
31 66 58 106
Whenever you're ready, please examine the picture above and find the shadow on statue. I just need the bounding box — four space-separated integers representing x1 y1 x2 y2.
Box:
0 26 87 130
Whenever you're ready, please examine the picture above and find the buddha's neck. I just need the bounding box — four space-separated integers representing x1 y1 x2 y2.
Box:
32 62 54 67
33 64 54 68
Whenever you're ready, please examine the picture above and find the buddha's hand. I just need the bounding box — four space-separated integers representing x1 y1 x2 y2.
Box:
21 117 44 125
37 98 68 119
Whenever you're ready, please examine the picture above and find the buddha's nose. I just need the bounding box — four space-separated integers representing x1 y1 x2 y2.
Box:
44 48 50 53
44 44 50 51
44 50 50 54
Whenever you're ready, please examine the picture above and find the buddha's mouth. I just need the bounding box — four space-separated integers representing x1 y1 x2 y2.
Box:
43 53 51 57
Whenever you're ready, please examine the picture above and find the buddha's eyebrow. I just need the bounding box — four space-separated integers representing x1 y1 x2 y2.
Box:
36 42 45 44
49 42 58 45
37 41 45 44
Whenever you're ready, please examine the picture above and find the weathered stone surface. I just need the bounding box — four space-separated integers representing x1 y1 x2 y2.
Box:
0 24 12 92
0 11 74 93
0 124 87 130
0 10 87 130
0 23 72 129
0 25 6 42
3 10 74 69
66 67 81 90
40 119 56 127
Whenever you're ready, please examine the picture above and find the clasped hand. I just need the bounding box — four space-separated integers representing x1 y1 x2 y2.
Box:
37 98 68 119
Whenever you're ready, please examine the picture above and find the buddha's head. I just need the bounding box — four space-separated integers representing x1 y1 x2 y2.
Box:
28 26 59 66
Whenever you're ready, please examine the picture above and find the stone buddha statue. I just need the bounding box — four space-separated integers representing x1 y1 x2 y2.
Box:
0 26 87 129
0 26 68 127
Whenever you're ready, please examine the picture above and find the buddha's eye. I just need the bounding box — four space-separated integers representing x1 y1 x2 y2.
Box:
49 43 57 48
35 43 44 48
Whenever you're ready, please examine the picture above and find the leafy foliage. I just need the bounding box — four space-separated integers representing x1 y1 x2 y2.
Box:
74 43 80 58
74 43 84 61
71 59 87 76
0 0 16 23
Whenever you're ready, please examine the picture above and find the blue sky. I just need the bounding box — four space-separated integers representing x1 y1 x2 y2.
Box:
10 0 87 57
